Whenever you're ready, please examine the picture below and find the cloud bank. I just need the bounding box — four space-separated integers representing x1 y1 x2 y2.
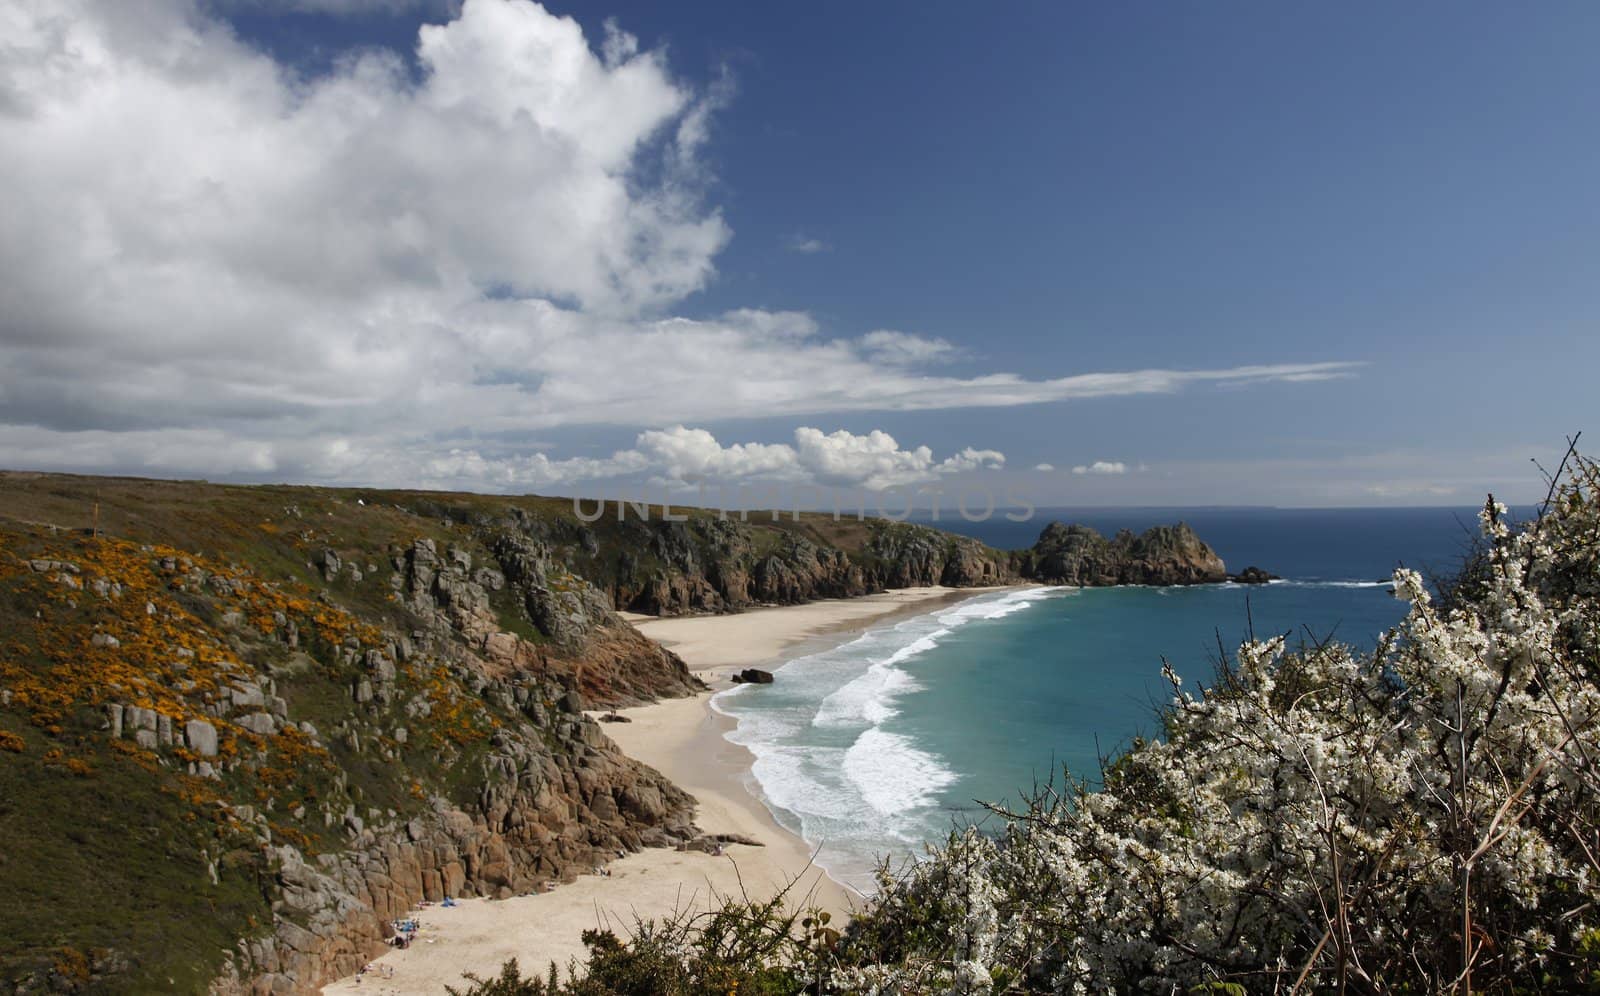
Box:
0 0 1359 492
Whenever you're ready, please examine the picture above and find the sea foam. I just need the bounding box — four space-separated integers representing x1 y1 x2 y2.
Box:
844 727 958 815
713 586 1063 890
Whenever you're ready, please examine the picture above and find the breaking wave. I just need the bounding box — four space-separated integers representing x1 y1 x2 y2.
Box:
712 587 1062 890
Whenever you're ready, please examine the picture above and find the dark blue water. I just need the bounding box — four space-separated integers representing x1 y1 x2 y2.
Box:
717 507 1521 891
914 505 1518 581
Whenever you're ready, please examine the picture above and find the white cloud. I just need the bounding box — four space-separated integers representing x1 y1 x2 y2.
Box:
598 426 1004 492
1034 463 1055 472
217 0 438 13
0 0 1362 488
786 234 828 253
0 422 1000 492
1364 482 1459 499
633 426 796 483
791 428 1003 489
858 329 958 365
0 0 721 322
1072 461 1128 476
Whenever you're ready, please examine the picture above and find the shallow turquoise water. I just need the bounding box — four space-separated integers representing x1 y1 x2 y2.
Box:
713 507 1518 892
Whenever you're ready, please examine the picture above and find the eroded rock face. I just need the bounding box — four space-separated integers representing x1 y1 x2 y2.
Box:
592 518 1010 616
1014 522 1227 586
521 511 1231 617
392 532 699 707
213 677 696 994
201 530 703 992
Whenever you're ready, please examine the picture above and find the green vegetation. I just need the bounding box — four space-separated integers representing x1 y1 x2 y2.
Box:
0 522 519 989
0 717 270 993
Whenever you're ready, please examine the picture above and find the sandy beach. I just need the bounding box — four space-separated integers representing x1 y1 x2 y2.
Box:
322 586 984 994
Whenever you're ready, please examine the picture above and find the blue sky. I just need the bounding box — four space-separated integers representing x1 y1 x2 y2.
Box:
0 0 1592 505
543 0 1599 495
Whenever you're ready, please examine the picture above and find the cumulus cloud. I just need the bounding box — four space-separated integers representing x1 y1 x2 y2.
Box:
1034 463 1055 472
565 426 1004 491
0 0 1360 489
0 422 998 491
1072 461 1129 476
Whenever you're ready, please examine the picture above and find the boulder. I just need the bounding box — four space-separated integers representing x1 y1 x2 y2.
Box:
230 683 265 710
185 719 219 757
735 668 774 685
1230 566 1280 584
237 712 277 737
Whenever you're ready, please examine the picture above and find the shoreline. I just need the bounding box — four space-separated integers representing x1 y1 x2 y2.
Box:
321 585 998 995
611 586 998 891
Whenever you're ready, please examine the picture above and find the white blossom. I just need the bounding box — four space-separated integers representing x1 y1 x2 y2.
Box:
835 454 1600 992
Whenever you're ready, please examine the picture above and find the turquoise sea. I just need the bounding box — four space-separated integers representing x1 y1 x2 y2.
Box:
713 506 1526 893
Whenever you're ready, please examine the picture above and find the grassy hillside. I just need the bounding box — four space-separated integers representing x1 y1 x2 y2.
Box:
0 474 718 993
0 470 1232 993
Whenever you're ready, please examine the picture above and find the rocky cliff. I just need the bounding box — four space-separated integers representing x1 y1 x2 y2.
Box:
1013 522 1228 586
0 479 706 995
560 515 1012 615
0 473 1235 995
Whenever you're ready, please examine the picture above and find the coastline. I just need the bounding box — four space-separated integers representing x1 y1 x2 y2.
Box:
321 585 993 995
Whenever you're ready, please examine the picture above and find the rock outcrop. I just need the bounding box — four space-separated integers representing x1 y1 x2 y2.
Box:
212 677 695 994
1014 522 1228 586
540 516 1013 617
1230 566 1280 584
393 532 699 706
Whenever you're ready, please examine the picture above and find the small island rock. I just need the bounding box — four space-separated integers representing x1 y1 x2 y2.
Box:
1230 566 1280 584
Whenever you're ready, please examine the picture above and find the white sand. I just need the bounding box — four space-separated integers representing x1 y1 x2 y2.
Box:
631 587 973 679
322 587 984 994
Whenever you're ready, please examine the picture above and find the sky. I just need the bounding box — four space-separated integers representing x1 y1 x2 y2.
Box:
0 0 1593 507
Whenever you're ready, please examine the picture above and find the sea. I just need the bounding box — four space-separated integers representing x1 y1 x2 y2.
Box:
711 505 1529 893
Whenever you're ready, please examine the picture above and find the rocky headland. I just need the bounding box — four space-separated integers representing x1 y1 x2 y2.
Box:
0 472 1240 994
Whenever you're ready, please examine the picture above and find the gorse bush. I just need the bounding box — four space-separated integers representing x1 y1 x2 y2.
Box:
461 449 1600 994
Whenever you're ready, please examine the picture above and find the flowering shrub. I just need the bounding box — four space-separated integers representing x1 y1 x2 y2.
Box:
833 451 1600 992
445 451 1600 995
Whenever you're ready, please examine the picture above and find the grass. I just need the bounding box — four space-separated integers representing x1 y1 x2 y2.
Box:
0 719 271 993
0 518 531 990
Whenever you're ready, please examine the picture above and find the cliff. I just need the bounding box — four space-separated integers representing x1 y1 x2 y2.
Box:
1012 521 1228 586
0 472 1233 994
0 529 696 994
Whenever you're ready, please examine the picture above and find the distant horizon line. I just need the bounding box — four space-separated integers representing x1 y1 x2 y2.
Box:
0 464 1538 517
